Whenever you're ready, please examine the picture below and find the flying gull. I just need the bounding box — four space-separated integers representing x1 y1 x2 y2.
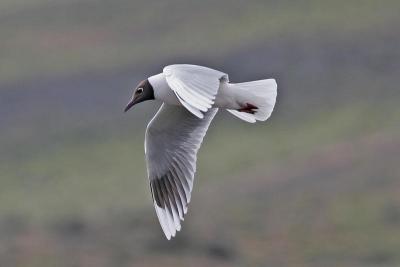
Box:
124 64 277 239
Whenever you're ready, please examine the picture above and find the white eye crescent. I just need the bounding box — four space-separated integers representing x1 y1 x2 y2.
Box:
137 87 144 94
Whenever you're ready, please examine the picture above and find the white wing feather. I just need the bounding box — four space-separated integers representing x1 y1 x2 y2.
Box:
145 104 218 239
163 64 228 118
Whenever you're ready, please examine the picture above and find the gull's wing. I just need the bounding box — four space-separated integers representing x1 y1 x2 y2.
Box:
145 104 218 239
163 64 228 119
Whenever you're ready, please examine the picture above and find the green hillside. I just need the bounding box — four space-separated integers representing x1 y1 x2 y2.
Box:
1 102 399 267
1 1 400 266
1 0 399 83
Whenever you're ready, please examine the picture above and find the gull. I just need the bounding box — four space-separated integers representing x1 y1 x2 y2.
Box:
124 64 277 239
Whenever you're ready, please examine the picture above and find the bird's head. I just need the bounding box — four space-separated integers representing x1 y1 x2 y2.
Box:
124 79 155 112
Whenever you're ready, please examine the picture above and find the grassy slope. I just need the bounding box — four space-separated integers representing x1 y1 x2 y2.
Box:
1 1 400 266
2 101 399 219
1 0 399 83
1 102 399 267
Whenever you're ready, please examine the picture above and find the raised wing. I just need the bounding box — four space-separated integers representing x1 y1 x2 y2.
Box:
163 64 228 118
145 104 218 239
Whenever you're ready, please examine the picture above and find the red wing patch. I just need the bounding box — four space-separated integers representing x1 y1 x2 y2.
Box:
238 103 258 114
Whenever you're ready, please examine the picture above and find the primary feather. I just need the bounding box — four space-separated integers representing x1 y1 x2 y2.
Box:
145 104 218 239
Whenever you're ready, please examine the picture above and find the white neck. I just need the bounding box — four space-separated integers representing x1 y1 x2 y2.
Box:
148 73 179 105
148 73 167 99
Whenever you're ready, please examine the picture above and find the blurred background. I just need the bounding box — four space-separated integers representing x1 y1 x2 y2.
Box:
1 0 400 266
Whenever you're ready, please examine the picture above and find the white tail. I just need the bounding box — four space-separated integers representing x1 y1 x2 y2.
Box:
227 79 277 123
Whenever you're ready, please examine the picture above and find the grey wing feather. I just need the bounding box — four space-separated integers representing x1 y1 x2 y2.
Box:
163 64 228 118
145 104 218 239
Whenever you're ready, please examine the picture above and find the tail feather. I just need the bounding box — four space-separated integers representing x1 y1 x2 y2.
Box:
227 109 257 123
227 79 277 123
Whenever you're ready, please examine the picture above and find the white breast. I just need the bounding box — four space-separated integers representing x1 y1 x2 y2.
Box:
148 73 181 105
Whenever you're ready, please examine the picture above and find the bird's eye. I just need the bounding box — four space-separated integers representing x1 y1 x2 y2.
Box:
137 88 143 94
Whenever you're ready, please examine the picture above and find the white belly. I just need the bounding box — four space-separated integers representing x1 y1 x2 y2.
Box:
214 82 241 109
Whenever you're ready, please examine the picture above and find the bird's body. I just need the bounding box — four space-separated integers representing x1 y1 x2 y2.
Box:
149 70 277 113
125 64 277 239
149 72 245 110
213 82 242 109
